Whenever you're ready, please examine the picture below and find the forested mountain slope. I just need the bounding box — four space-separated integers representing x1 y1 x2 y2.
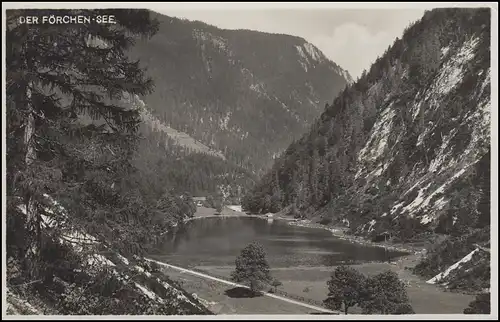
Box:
122 92 257 202
243 8 491 292
127 11 352 174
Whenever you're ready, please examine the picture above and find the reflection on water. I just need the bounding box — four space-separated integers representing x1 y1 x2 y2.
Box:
150 217 407 268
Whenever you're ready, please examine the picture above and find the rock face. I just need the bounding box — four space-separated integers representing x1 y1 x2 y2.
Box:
127 11 352 174
243 8 491 240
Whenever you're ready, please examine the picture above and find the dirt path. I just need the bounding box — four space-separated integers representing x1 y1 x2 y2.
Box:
145 258 339 314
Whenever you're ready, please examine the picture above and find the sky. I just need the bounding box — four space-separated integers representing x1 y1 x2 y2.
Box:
156 8 431 79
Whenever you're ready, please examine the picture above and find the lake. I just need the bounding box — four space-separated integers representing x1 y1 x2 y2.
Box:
150 217 408 268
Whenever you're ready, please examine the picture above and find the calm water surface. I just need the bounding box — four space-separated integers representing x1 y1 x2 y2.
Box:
150 217 407 268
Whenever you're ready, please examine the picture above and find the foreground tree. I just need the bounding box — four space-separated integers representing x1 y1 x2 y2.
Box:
360 270 414 314
6 8 158 278
230 242 272 294
464 293 490 314
324 265 366 315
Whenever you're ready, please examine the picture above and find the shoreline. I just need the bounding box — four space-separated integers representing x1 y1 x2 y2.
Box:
184 213 267 223
187 208 422 256
281 217 422 255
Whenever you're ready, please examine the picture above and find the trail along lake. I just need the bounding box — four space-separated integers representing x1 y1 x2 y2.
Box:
149 216 476 314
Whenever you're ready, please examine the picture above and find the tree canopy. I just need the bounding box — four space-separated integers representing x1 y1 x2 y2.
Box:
230 242 273 293
360 270 414 314
324 265 366 314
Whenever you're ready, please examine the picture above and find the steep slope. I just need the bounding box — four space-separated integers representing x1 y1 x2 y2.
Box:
426 247 490 292
414 227 490 293
118 91 257 203
127 11 352 174
7 195 211 316
121 92 226 160
243 8 491 290
132 119 258 204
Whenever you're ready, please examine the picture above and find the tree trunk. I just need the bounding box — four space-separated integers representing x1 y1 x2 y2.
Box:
24 75 41 279
250 280 257 296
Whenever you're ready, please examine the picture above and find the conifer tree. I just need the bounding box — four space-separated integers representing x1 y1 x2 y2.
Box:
6 9 159 278
231 242 273 294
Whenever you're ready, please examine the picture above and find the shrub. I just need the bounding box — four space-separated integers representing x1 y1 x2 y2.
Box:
319 217 332 225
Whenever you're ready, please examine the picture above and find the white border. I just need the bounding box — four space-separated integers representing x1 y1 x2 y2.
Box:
0 2 499 10
2 2 498 320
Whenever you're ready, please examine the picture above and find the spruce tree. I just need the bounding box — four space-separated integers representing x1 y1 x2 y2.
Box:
6 9 159 278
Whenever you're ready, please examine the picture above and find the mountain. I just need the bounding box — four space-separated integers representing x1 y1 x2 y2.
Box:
242 8 491 292
127 11 352 175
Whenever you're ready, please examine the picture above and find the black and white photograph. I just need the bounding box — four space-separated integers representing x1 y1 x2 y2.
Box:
2 2 497 319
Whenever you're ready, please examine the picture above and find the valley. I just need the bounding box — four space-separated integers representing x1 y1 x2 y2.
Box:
5 6 493 318
127 12 352 175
